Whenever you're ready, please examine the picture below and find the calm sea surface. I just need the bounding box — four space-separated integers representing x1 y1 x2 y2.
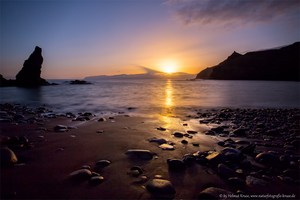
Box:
1 79 299 116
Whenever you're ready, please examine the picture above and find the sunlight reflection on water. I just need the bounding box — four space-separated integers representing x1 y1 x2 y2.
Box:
1 79 299 116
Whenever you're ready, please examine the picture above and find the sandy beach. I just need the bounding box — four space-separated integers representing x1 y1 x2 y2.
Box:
1 104 299 199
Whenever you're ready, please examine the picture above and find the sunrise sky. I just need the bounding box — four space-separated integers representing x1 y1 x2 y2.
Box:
1 0 299 79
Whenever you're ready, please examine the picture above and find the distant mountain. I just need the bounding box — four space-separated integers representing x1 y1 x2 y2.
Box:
85 67 195 80
196 42 300 81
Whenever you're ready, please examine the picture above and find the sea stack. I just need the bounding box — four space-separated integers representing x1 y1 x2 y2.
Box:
16 46 49 87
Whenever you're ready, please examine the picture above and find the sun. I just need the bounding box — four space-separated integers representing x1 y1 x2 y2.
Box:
160 60 178 74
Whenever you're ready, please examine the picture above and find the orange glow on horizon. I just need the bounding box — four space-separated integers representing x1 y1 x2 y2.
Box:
159 60 179 74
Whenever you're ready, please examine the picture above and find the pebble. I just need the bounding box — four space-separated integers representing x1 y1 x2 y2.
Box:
0 147 18 166
148 138 167 145
198 187 232 199
54 125 68 132
95 160 111 168
192 142 199 147
81 165 91 170
181 140 188 144
128 166 143 177
173 132 184 138
157 127 166 131
69 169 92 181
133 175 148 184
98 117 106 122
159 144 174 150
205 152 225 164
125 149 154 160
89 176 104 185
255 152 279 165
220 147 242 160
186 130 197 134
146 179 176 197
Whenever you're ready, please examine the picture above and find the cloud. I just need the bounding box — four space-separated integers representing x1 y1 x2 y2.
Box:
167 0 300 25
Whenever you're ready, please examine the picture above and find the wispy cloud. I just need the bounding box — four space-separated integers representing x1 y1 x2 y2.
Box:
167 0 300 25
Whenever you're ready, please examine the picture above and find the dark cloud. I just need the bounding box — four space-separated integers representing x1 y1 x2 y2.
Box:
167 0 300 25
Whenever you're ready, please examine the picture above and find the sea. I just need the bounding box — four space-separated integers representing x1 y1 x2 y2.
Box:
1 79 299 116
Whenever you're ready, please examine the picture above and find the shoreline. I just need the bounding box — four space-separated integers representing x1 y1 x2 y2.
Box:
1 103 299 199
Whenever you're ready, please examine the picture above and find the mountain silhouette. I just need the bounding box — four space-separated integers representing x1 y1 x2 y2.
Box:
196 42 300 81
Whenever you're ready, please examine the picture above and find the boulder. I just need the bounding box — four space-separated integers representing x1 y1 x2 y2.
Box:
16 46 49 87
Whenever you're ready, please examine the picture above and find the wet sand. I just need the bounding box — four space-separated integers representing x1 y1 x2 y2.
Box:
0 104 299 199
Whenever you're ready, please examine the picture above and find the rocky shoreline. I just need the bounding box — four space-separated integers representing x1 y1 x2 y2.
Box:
0 103 299 199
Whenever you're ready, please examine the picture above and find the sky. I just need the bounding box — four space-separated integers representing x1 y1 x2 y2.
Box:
0 0 299 79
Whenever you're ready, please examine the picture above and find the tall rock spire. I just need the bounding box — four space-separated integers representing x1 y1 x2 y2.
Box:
16 46 48 87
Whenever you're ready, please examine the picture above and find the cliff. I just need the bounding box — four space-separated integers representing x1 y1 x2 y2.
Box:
196 42 300 81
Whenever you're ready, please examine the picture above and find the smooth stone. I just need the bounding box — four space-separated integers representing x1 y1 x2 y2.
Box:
95 160 111 168
98 117 106 122
148 138 167 145
255 152 279 165
128 169 141 177
218 163 236 179
167 159 186 170
192 142 199 147
54 125 68 132
128 166 143 177
146 179 176 197
198 187 232 199
89 176 104 185
125 149 154 160
81 165 91 170
186 130 197 134
206 152 225 164
246 176 268 187
159 143 175 150
69 169 92 181
221 147 242 160
173 132 184 138
181 140 188 144
157 127 166 131
133 175 148 184
221 147 241 156
91 172 100 177
0 147 18 166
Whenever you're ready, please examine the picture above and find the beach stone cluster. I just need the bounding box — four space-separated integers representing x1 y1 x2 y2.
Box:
69 159 111 185
186 108 300 195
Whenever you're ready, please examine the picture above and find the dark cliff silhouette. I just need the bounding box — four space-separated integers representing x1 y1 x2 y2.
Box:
15 46 49 86
196 42 300 81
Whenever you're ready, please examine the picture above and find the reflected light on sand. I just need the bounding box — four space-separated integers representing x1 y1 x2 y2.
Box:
160 80 176 128
165 80 173 108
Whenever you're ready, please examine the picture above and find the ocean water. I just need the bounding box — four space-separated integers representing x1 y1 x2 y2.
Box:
0 79 299 116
